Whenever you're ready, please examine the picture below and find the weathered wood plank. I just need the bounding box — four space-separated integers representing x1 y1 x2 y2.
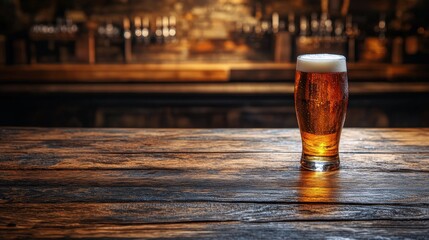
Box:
2 128 427 143
0 137 429 154
0 128 290 141
1 221 429 239
0 129 428 153
1 203 428 227
0 152 427 171
0 139 292 153
1 169 428 188
1 128 428 239
1 170 428 204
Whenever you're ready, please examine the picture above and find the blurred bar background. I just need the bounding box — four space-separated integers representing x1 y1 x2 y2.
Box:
0 0 428 128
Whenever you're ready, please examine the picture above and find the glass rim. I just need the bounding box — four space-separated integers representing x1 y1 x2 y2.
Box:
296 54 347 73
297 54 346 61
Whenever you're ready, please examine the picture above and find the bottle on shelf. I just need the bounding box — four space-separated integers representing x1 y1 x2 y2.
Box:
274 12 294 62
360 13 389 63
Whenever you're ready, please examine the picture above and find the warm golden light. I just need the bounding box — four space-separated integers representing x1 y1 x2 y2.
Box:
298 170 339 203
297 170 340 217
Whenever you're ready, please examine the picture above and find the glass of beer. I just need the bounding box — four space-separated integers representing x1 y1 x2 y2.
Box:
294 54 348 171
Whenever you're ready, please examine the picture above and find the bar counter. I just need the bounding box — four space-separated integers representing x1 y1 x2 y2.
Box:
1 63 429 82
1 63 428 96
1 128 428 238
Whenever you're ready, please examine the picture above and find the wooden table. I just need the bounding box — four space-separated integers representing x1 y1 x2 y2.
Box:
1 128 428 239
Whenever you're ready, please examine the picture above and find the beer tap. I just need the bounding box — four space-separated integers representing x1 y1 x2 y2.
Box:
123 17 132 63
311 13 319 36
288 13 296 35
375 13 387 39
334 19 344 39
142 17 151 44
162 16 169 43
272 12 279 34
300 16 310 36
155 17 163 44
345 15 359 62
134 16 142 40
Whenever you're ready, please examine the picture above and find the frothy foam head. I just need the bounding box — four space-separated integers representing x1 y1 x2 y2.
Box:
297 54 346 73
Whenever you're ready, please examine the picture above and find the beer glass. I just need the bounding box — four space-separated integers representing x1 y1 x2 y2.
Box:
294 54 348 171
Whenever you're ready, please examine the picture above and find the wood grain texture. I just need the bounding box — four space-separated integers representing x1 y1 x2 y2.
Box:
1 170 428 204
0 128 428 239
0 128 428 153
1 152 427 171
1 203 428 226
2 127 427 142
2 221 429 240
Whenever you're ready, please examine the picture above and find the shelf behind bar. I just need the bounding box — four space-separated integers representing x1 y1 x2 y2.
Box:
0 63 429 82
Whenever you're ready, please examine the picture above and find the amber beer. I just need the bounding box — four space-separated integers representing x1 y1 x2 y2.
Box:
294 54 348 171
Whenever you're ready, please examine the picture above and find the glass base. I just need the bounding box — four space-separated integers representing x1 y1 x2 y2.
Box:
300 155 340 172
